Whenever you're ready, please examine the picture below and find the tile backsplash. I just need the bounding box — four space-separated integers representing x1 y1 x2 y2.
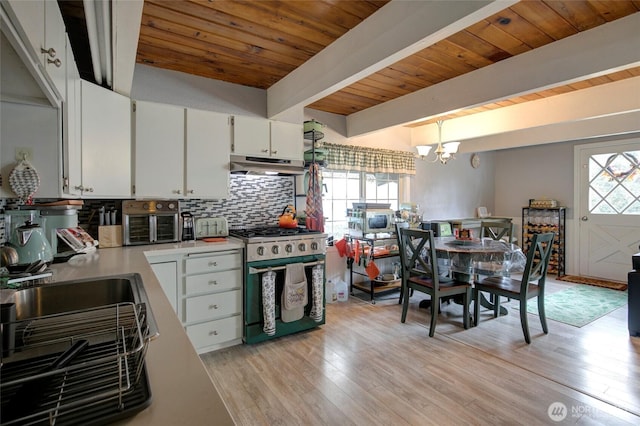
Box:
0 175 295 243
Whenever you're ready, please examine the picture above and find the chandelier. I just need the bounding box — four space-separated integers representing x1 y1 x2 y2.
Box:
416 120 460 164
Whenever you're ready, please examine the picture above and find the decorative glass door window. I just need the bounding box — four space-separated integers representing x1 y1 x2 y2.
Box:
588 150 640 214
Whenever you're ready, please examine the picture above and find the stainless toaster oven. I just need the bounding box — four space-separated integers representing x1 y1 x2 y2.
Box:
122 200 180 245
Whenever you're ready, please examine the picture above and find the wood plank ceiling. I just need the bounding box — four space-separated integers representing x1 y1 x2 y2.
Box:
62 1 640 126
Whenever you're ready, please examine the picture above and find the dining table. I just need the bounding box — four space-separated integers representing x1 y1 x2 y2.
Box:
432 236 527 315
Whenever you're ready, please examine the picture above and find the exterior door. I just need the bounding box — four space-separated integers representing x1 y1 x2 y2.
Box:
577 139 640 282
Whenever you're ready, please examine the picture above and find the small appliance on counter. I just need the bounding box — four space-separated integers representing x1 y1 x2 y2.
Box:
194 217 229 240
122 200 180 246
347 203 395 238
7 220 53 266
181 212 195 241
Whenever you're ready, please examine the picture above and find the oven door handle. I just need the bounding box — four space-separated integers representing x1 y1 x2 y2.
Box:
249 260 325 275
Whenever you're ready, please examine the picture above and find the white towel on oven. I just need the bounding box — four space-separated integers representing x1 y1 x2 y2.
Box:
309 264 324 322
281 263 307 323
262 270 276 335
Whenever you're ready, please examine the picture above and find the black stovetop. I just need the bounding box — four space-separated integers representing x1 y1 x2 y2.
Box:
229 226 322 239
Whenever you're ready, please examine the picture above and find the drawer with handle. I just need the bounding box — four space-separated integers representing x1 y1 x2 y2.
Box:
185 290 241 323
186 315 242 349
185 251 242 275
185 269 241 296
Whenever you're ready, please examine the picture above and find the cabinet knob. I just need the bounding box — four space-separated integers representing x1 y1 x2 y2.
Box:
172 189 182 194
261 149 269 153
187 189 194 194
73 185 84 191
85 187 94 193
208 280 218 285
47 58 62 68
271 150 278 155
208 261 218 267
208 330 218 336
208 304 219 310
41 47 56 58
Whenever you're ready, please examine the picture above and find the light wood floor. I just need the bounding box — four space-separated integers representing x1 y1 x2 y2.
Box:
201 278 640 425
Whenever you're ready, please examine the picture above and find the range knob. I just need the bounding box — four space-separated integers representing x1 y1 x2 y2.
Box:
156 203 163 209
257 246 265 256
310 242 319 251
298 243 307 252
285 244 293 253
271 245 280 255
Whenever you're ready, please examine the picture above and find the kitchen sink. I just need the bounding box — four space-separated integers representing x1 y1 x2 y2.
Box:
5 273 159 339
1 273 157 425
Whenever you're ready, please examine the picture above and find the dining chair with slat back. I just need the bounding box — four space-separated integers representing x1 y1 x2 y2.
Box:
398 228 471 337
473 232 555 344
480 220 513 243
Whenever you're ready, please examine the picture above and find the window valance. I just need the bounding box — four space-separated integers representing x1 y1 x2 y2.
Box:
318 142 416 175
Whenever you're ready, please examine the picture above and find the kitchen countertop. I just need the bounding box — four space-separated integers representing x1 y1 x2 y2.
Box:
47 239 244 425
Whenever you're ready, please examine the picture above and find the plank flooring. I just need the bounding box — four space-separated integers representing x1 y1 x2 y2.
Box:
201 277 640 425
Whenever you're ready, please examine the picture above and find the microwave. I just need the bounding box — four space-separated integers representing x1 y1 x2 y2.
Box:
348 208 396 237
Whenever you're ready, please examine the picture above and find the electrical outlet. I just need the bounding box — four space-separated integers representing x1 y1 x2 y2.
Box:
15 147 33 162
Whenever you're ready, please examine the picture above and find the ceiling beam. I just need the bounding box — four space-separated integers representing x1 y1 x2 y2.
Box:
348 12 640 137
411 76 640 150
112 0 143 96
267 0 515 120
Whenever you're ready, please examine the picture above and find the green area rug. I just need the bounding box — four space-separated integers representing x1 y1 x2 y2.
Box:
516 285 628 328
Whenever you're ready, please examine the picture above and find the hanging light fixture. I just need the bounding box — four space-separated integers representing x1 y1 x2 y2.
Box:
416 120 460 164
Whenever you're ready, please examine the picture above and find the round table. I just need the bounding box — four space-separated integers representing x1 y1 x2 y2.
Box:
433 236 526 279
429 237 527 314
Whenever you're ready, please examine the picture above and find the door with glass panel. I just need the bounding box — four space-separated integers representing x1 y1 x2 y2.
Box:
577 140 640 282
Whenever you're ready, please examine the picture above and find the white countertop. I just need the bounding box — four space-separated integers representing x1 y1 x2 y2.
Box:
47 239 244 425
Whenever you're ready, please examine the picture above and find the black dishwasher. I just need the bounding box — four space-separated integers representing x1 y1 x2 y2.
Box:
629 250 640 337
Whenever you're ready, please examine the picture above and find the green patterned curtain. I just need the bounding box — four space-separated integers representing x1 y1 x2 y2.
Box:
318 142 416 175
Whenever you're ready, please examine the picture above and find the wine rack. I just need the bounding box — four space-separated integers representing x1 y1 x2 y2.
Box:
521 207 566 277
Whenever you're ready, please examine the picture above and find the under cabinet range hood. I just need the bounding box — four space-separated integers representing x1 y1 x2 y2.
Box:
230 154 305 175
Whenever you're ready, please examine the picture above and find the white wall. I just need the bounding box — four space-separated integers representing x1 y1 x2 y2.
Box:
130 64 267 118
1 102 61 199
411 151 496 221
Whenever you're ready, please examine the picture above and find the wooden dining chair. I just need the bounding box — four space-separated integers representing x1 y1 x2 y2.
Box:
398 228 471 337
473 232 555 344
480 220 513 243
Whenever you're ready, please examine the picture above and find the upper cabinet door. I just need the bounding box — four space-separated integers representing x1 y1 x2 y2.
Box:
232 115 270 157
4 0 66 101
80 80 131 197
43 0 66 100
270 121 303 161
186 108 230 199
134 101 185 198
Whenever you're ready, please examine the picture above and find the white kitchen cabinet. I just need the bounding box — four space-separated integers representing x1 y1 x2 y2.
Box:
232 115 303 161
150 260 179 313
145 246 244 354
133 100 185 198
231 115 270 157
185 108 230 199
62 34 81 197
134 101 230 199
182 249 243 353
3 0 66 101
78 80 131 197
270 120 303 161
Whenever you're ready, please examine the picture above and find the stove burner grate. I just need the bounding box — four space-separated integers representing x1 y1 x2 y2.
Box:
230 227 321 239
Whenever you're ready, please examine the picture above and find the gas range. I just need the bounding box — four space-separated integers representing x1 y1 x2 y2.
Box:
229 227 326 262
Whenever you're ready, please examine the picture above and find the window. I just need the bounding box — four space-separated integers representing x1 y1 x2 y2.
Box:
322 170 400 239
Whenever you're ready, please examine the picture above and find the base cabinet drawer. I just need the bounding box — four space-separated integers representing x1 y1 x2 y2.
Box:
185 290 241 323
186 316 242 349
185 251 242 275
185 269 241 296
